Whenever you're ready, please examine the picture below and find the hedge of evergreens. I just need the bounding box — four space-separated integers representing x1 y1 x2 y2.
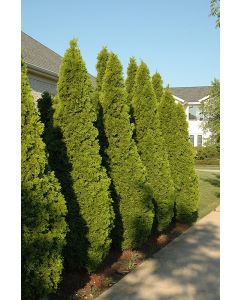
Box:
21 58 68 299
101 53 154 249
158 88 199 223
22 39 203 296
132 62 174 231
52 40 114 272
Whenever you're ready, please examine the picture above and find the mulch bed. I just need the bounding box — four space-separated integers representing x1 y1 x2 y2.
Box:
51 222 190 300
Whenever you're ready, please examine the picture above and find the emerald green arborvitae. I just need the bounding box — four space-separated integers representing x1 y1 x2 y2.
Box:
132 62 174 231
95 47 110 166
152 72 163 102
53 40 114 272
101 53 154 249
95 47 109 104
126 57 138 106
159 88 199 223
21 58 68 299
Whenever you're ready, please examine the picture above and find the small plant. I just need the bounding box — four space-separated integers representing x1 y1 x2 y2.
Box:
156 234 170 247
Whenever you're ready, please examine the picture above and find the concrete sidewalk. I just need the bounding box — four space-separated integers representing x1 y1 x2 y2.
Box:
196 169 220 173
97 208 220 300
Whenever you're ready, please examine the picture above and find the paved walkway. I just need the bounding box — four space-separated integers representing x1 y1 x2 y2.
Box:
97 208 220 300
196 169 220 173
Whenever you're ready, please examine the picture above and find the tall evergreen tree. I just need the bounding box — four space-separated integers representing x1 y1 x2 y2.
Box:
101 53 154 249
95 47 110 104
126 57 138 106
21 58 68 299
133 62 174 231
95 47 110 167
53 40 114 272
158 88 199 223
152 71 163 102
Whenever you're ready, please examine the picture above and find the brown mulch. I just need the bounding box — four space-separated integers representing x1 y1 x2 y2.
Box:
51 222 190 300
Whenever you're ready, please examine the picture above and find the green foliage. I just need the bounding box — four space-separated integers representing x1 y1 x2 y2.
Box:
210 0 220 28
21 58 68 299
101 53 154 249
195 145 220 161
159 88 199 223
95 47 110 168
132 62 174 231
201 79 220 149
152 72 163 102
125 57 138 106
95 47 110 110
53 40 114 272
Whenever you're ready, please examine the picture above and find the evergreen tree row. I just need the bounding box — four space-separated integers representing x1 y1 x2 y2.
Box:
22 39 199 299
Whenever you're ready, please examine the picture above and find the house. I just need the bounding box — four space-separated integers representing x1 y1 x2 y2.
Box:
170 87 211 147
21 31 211 147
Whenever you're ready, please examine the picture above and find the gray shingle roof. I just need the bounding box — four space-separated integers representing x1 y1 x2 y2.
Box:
21 31 96 85
170 86 211 103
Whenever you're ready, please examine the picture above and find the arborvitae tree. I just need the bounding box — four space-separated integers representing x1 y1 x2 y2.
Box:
101 53 154 249
21 58 68 299
53 40 114 272
95 47 110 166
95 47 110 104
132 62 174 231
152 71 163 102
159 88 199 223
126 57 138 106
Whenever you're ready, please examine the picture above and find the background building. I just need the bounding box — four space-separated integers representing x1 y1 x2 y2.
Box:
170 87 211 146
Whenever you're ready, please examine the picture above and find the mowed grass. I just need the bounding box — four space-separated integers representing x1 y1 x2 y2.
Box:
197 167 220 219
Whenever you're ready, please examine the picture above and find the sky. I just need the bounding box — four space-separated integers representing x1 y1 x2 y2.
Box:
21 0 219 87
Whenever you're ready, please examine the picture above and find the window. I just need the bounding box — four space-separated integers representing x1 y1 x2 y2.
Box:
189 105 203 121
197 135 202 146
189 135 194 146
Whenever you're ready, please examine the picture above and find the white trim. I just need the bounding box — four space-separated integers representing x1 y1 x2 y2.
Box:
172 95 185 103
187 102 201 105
198 95 210 102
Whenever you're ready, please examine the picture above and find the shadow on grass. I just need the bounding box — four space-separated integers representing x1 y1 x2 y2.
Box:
203 173 220 188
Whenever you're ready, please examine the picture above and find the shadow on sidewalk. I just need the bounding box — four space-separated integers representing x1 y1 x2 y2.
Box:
98 221 220 300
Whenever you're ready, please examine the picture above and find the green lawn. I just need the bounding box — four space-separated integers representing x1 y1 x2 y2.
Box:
197 168 220 219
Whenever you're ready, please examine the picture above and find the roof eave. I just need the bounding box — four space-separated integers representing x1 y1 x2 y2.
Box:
173 95 185 103
26 62 59 81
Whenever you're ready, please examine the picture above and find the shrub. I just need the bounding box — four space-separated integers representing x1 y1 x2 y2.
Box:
101 53 154 249
195 145 220 161
21 58 68 299
132 62 174 231
159 88 199 223
53 40 114 272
